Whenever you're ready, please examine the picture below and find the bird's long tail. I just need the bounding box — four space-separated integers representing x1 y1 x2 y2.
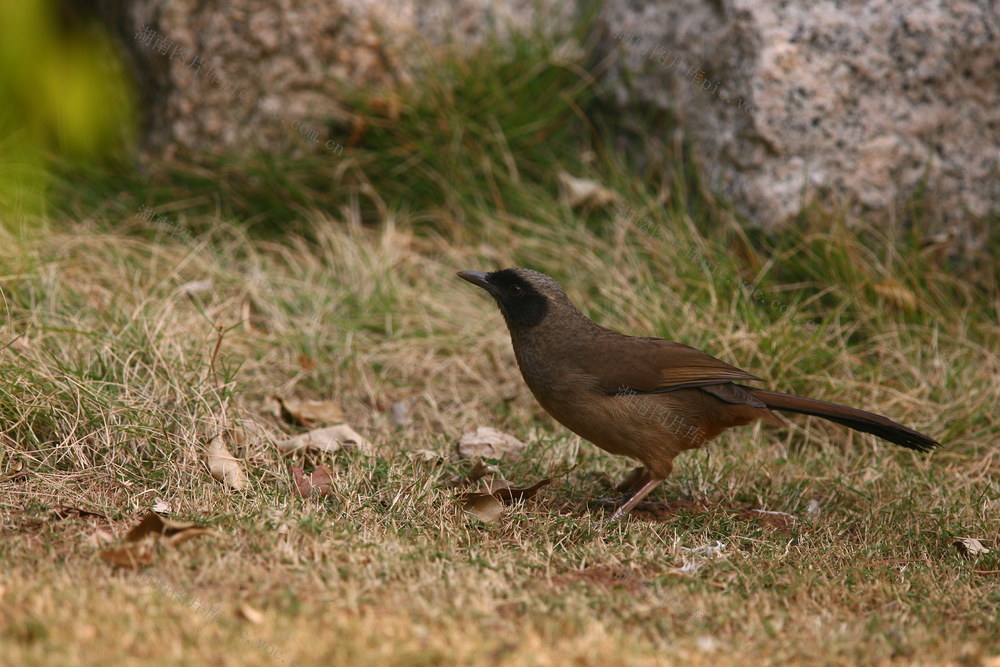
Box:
748 389 939 452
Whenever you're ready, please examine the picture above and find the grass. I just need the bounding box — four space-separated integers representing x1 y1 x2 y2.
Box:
1 14 998 667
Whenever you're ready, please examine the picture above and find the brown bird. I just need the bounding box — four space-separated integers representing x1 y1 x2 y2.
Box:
458 268 939 521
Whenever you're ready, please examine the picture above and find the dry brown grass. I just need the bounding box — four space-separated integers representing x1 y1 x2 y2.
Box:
0 208 997 666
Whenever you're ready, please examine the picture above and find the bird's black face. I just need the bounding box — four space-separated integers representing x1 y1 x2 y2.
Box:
458 268 549 329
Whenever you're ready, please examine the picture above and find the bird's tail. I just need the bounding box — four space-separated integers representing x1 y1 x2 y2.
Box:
748 389 939 452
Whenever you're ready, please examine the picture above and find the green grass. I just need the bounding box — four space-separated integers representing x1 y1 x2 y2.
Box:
1 11 998 667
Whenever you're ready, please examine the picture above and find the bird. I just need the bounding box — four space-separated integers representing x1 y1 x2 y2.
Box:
457 267 939 521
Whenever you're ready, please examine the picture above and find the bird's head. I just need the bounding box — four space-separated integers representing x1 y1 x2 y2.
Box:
457 268 571 330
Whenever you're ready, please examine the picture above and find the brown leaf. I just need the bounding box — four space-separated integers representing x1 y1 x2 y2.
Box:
208 434 249 491
291 465 337 498
126 512 206 542
391 400 411 427
85 529 115 548
277 397 343 427
0 459 27 483
165 528 213 548
557 171 617 209
953 537 990 558
238 604 264 624
493 478 551 504
297 354 315 371
50 506 107 521
151 499 172 514
408 449 444 464
462 494 504 523
175 279 213 296
99 541 156 569
274 424 373 456
456 427 526 461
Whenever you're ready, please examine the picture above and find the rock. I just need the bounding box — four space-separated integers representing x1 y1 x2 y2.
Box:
102 0 573 160
599 0 1000 226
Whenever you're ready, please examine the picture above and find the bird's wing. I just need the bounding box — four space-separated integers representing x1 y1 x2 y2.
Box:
577 335 764 394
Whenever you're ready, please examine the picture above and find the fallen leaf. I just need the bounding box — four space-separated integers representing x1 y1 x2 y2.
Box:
466 459 503 482
291 465 337 498
806 499 822 517
485 478 513 494
681 541 728 557
493 478 551 504
126 513 206 541
557 171 617 209
408 449 444 463
208 434 249 491
238 604 264 624
165 528 213 547
462 494 504 523
85 529 115 547
274 424 373 456
175 279 213 296
99 541 156 569
953 537 990 558
152 499 172 514
51 506 107 521
456 427 526 461
99 513 211 568
277 397 343 427
391 400 411 427
297 354 315 371
0 459 27 483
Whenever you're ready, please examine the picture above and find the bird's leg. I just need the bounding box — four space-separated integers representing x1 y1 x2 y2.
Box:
606 476 663 522
588 466 650 509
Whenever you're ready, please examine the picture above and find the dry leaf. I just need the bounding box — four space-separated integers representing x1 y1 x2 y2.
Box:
277 397 343 427
391 400 411 427
557 171 617 209
462 494 504 523
51 506 107 521
297 354 315 371
99 541 156 569
493 478 551 504
275 424 373 455
873 279 917 312
126 512 206 541
152 499 172 514
85 529 115 547
467 459 503 482
238 604 264 624
0 459 27 483
953 537 990 558
456 427 526 461
291 465 337 498
165 528 213 547
208 434 249 491
485 478 513 494
408 449 444 463
99 512 211 568
175 279 213 296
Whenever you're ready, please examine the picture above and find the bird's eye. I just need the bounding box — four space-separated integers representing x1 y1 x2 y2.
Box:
509 285 524 297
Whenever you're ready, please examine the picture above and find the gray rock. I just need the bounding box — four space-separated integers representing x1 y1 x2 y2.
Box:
599 0 1000 225
107 0 573 161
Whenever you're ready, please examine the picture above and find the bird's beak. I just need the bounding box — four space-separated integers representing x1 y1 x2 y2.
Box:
457 270 495 295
